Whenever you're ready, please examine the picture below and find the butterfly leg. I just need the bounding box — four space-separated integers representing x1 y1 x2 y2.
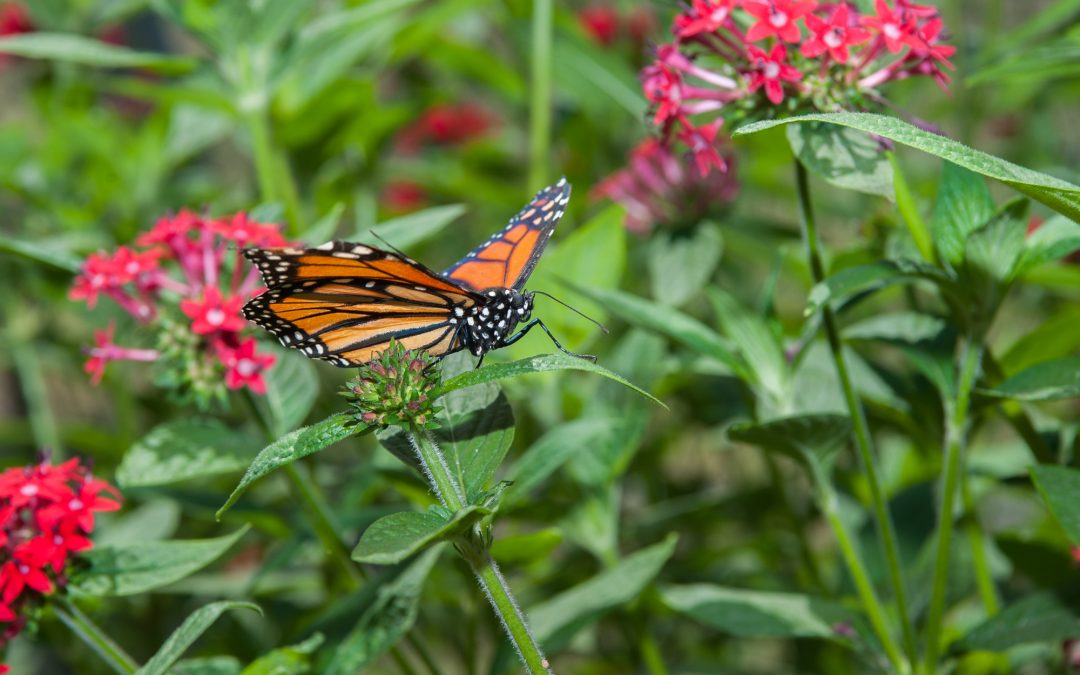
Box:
501 319 597 362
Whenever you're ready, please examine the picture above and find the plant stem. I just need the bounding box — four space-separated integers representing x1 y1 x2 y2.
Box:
408 426 551 674
794 160 917 661
888 151 935 264
961 470 1000 617
55 599 138 675
244 107 305 235
922 340 983 672
528 0 553 191
283 462 366 588
817 482 906 673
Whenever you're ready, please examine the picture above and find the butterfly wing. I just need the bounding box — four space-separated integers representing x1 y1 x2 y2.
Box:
243 241 478 367
443 177 570 293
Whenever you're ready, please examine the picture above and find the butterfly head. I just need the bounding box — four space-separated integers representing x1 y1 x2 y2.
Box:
459 288 533 357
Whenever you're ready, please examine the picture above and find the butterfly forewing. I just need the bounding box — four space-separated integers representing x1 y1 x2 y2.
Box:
443 177 571 292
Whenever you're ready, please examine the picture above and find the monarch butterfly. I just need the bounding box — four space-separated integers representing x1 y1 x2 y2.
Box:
242 178 593 367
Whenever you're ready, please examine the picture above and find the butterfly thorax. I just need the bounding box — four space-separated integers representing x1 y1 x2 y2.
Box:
454 288 533 356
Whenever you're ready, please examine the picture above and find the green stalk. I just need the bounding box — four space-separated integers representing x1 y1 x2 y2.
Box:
243 107 305 235
817 482 906 673
408 426 551 674
282 461 365 588
922 340 983 672
55 599 138 675
528 0 553 191
794 160 917 661
888 151 935 264
962 471 1000 617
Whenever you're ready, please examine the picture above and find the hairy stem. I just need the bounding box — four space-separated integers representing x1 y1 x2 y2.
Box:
55 599 138 675
794 160 917 661
922 340 983 671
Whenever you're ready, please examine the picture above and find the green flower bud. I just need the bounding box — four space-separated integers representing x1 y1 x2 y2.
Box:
341 340 441 430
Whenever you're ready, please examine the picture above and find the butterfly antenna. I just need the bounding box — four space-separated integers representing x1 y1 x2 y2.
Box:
531 291 609 334
368 230 413 259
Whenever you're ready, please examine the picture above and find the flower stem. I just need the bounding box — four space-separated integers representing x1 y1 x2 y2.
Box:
962 470 1000 617
793 160 917 662
407 426 551 674
922 340 983 672
528 0 553 191
888 151 935 264
55 599 138 675
243 106 305 236
283 461 366 588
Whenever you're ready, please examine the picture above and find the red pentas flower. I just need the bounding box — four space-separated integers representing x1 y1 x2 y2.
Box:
71 210 287 408
394 103 498 154
217 337 276 394
0 457 120 657
578 5 619 46
639 0 954 176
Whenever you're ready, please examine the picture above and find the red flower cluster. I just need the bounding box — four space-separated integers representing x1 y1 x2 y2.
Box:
0 458 120 655
70 211 286 402
577 4 656 47
394 103 497 154
643 0 955 175
0 2 30 37
593 138 738 234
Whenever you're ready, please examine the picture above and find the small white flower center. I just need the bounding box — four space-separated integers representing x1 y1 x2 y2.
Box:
125 261 140 274
20 484 38 497
710 7 728 22
770 10 788 27
91 274 105 288
825 29 844 48
54 534 64 545
206 308 226 326
18 564 30 575
235 229 249 240
236 358 257 377
69 498 84 510
884 23 900 40
764 62 780 79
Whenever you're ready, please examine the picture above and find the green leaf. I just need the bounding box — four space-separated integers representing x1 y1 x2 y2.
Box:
734 112 1080 224
260 352 320 435
117 419 262 488
366 203 466 249
0 233 81 273
1000 305 1080 374
787 123 894 199
957 591 1080 652
552 34 646 118
576 285 741 374
432 352 664 408
301 202 346 246
136 601 261 675
325 546 440 674
73 527 248 596
806 259 957 315
661 584 857 640
968 34 1080 86
932 163 996 265
843 312 948 344
95 500 182 547
239 634 324 675
0 33 196 73
707 287 788 407
217 414 361 519
1015 214 1080 276
982 357 1080 401
648 225 723 306
352 507 489 565
962 198 1028 286
728 414 851 482
1030 464 1080 546
504 418 617 504
490 528 563 564
172 657 241 675
530 534 677 648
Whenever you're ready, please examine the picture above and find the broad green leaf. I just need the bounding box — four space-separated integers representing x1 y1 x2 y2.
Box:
787 123 893 199
1015 214 1080 276
648 225 723 307
117 419 262 488
530 534 677 648
433 353 515 500
806 260 957 314
962 198 1028 286
239 634 324 675
260 352 319 435
843 312 947 344
932 163 995 265
301 202 346 246
0 33 196 73
577 286 741 374
217 414 361 518
172 657 241 675
1001 305 1080 374
490 528 563 564
73 527 248 596
366 203 466 249
95 500 181 547
957 591 1080 651
728 414 851 483
982 357 1080 401
734 113 1080 223
504 418 617 504
137 601 261 675
352 507 489 565
1030 465 1080 546
661 584 857 640
325 546 440 674
707 287 788 409
434 352 664 407
0 233 81 272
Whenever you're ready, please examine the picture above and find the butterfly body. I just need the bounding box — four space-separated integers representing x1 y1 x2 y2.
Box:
242 178 586 367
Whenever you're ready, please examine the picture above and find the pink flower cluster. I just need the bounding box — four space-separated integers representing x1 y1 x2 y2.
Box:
0 459 120 658
643 0 955 175
593 138 738 234
70 211 286 399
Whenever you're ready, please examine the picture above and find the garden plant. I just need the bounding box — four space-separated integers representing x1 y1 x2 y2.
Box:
1 0 1080 673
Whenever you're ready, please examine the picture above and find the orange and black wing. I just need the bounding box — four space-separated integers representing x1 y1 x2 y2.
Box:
443 177 570 293
243 241 478 367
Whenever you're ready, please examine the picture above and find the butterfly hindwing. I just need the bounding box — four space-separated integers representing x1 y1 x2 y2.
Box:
443 177 570 293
